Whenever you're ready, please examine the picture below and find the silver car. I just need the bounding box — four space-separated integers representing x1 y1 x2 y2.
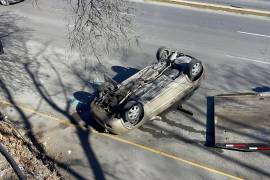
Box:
91 47 205 134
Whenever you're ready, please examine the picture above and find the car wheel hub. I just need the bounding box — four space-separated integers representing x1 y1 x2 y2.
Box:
127 105 140 122
1 0 9 5
191 63 201 76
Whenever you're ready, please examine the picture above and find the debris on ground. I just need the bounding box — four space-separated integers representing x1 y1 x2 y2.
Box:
0 119 60 180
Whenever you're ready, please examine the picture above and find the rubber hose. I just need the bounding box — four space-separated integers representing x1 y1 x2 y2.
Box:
0 143 26 180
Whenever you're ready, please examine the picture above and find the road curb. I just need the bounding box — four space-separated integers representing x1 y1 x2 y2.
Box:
145 0 270 17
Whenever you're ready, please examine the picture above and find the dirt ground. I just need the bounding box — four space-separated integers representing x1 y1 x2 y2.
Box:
0 119 60 180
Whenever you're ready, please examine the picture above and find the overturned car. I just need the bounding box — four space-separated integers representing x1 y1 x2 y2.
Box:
91 47 205 134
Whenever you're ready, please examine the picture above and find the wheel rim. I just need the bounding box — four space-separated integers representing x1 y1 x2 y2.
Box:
161 50 169 59
191 63 201 76
127 105 140 122
1 0 9 5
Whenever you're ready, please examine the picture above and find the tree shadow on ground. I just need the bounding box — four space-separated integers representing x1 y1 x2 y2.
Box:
253 86 270 93
139 121 270 178
0 11 106 180
2 8 270 180
23 58 106 180
111 65 139 83
73 91 105 132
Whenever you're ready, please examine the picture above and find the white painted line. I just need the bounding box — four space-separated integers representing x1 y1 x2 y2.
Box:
237 31 270 38
226 54 270 65
249 147 258 150
225 144 234 147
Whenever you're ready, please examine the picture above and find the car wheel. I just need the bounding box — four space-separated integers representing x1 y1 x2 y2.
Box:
156 47 171 61
122 100 144 125
0 0 9 5
187 59 203 81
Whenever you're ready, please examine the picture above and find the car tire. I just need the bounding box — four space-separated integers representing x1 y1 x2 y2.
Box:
156 47 171 61
122 100 144 125
187 59 203 81
0 0 9 5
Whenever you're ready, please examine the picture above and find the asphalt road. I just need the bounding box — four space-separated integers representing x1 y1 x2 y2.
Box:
0 0 270 179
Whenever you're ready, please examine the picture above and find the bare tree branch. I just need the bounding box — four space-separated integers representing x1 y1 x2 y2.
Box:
67 0 136 64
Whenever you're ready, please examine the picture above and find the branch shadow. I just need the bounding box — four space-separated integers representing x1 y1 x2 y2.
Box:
73 91 105 132
253 86 270 93
139 121 270 178
23 59 106 180
0 11 106 180
111 65 139 83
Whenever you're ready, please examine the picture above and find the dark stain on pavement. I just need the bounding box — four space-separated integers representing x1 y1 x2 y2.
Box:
138 125 200 145
158 115 206 135
138 125 224 154
208 147 224 154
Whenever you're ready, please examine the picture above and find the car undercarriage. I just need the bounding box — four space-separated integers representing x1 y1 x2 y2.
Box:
92 47 204 130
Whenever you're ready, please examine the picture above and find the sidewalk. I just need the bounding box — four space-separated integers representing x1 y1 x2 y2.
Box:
189 0 270 11
145 0 270 17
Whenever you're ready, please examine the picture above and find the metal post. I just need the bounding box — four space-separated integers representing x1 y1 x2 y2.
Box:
206 96 215 147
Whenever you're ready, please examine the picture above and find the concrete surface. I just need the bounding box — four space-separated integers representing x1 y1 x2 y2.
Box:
146 0 270 17
188 0 270 11
0 0 270 179
215 93 270 144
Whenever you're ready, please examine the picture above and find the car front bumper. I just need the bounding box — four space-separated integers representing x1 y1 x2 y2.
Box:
90 101 130 134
